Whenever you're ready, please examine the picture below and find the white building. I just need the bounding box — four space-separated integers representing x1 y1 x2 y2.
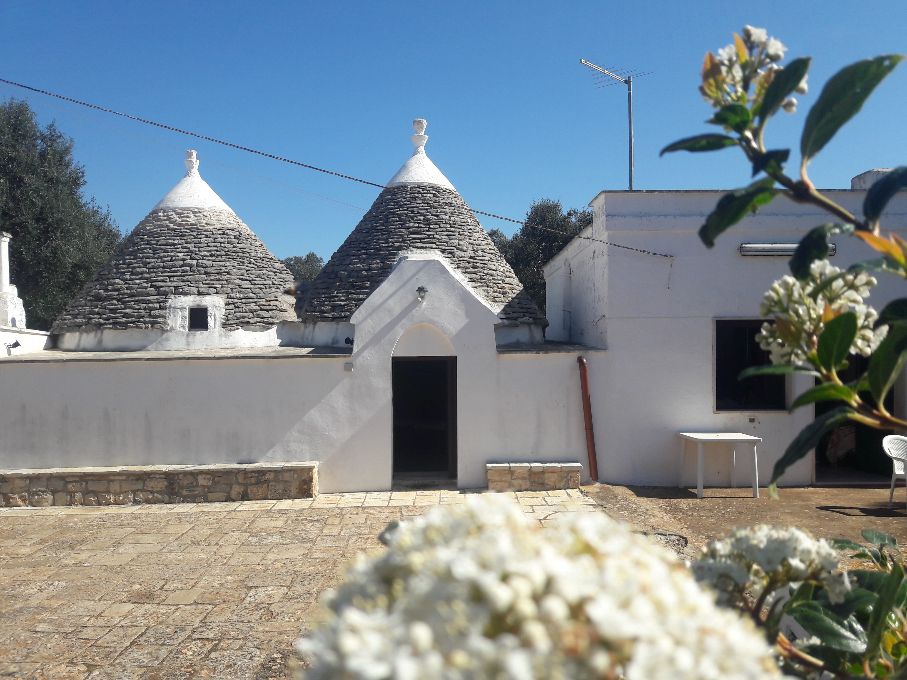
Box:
544 172 907 487
0 122 589 493
3 116 903 494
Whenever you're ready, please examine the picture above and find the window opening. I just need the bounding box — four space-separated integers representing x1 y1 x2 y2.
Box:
715 319 785 411
188 307 209 331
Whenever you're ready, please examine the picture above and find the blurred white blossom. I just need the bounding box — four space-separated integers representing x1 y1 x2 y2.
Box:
295 496 784 679
693 525 850 606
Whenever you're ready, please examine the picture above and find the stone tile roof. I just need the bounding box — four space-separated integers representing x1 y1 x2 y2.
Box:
297 182 544 323
53 208 295 332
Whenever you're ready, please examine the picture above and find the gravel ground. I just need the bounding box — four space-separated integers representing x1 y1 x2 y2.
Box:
585 483 907 559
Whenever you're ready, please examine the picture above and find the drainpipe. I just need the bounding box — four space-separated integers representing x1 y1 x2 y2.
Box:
577 356 599 481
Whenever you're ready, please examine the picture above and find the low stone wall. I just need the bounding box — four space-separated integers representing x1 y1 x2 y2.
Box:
0 462 318 507
486 462 583 492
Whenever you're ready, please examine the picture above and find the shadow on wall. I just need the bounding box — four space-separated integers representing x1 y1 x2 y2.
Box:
0 357 383 479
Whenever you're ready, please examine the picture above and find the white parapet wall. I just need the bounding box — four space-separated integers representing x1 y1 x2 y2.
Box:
0 347 591 494
1 327 50 356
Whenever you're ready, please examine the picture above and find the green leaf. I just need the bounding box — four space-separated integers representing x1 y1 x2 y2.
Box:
864 166 907 229
851 569 889 593
861 529 897 547
877 298 907 327
790 383 857 411
831 538 864 552
751 148 790 178
788 602 867 653
709 104 752 133
823 587 878 620
817 312 858 371
739 364 819 380
801 55 904 161
789 581 815 607
759 57 812 123
699 179 777 247
790 223 853 279
660 134 738 156
867 324 907 407
866 562 904 656
771 406 856 483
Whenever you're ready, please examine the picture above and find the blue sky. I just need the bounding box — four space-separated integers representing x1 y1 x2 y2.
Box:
1 1 904 260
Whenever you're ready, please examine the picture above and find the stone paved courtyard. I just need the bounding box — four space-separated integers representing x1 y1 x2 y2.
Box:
0 489 596 679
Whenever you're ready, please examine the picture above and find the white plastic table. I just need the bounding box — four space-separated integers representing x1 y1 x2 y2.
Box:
678 432 761 499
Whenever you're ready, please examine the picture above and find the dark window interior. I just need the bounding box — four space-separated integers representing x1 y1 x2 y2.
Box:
715 319 785 411
188 307 209 331
392 357 456 477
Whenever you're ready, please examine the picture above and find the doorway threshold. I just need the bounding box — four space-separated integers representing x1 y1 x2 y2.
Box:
392 472 458 491
815 469 890 487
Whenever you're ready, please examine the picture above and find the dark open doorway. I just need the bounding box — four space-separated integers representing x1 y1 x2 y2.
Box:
815 355 892 485
392 357 456 480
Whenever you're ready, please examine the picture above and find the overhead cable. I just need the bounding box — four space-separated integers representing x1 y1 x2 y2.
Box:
0 76 673 259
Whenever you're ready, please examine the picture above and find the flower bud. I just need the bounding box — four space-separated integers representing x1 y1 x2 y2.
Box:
742 25 768 47
765 37 787 61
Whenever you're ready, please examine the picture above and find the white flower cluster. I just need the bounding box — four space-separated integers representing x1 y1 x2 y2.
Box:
757 259 886 366
295 496 784 679
705 25 803 113
693 525 851 606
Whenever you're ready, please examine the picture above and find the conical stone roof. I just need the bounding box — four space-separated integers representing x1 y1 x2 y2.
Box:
298 121 544 324
53 151 294 333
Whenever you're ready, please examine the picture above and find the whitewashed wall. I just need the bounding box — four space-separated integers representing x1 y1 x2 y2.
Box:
1 327 50 356
0 253 589 492
546 188 907 487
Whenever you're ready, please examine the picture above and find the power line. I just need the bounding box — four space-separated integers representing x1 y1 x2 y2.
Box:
0 77 385 190
0 76 673 259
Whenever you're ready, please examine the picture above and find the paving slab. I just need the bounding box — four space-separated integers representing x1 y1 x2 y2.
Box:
0 490 596 678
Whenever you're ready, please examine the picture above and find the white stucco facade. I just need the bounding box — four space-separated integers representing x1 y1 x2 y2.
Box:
0 252 590 492
545 185 907 487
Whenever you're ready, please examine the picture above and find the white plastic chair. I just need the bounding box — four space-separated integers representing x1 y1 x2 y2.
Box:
882 435 907 511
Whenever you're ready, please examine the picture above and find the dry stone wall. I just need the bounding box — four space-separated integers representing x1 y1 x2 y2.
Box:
300 183 544 324
486 462 583 492
0 462 318 507
53 208 295 332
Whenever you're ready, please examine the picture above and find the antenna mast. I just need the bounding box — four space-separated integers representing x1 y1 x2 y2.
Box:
580 59 643 191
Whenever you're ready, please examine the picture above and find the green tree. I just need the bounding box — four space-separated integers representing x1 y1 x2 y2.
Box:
282 251 324 283
489 200 591 311
0 99 121 330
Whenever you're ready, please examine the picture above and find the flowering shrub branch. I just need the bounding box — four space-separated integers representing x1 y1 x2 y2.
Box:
694 527 907 679
664 27 906 484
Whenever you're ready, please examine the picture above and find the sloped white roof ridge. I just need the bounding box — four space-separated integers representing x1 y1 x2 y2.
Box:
153 150 235 213
386 119 456 191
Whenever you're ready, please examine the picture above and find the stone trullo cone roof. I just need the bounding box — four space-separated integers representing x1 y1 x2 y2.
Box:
298 120 544 324
53 151 295 333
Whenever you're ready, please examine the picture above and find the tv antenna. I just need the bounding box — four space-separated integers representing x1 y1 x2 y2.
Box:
580 59 651 190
